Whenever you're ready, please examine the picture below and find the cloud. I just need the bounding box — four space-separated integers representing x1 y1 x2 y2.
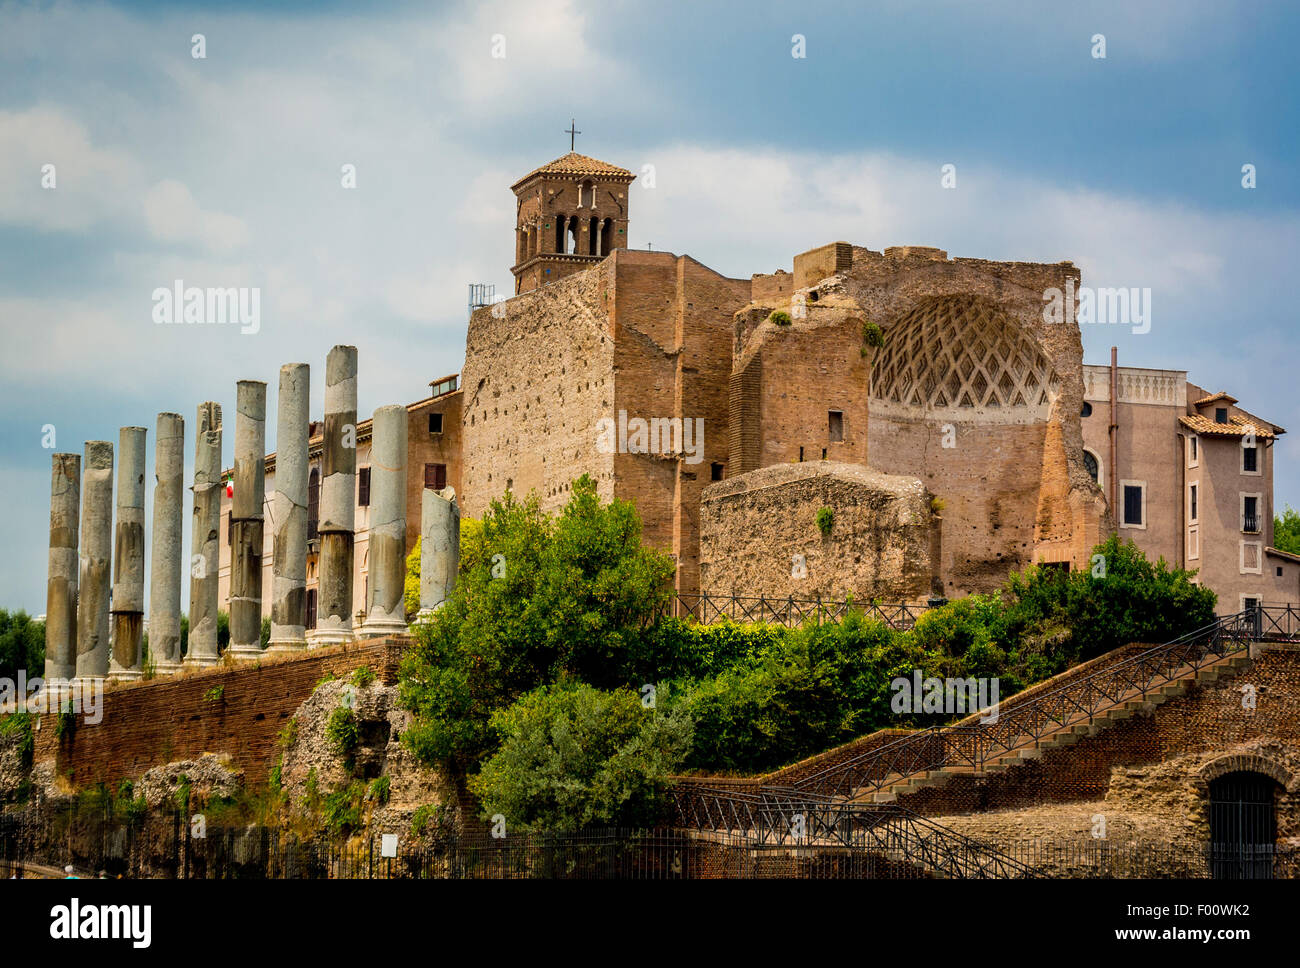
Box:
143 179 250 251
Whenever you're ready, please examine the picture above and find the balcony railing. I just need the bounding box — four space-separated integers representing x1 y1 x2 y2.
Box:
1242 514 1260 533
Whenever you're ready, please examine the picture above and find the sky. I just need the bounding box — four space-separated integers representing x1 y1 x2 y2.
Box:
0 0 1297 615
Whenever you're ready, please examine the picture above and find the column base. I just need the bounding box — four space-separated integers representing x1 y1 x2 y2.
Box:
225 644 264 661
152 660 183 677
306 628 353 648
183 653 220 669
358 618 409 639
265 639 308 655
107 666 143 682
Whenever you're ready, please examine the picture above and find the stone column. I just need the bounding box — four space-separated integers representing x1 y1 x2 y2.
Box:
148 413 185 674
75 440 113 682
43 452 80 687
361 404 408 637
269 363 310 653
186 402 222 667
108 426 147 680
229 381 267 658
419 486 459 616
313 345 357 646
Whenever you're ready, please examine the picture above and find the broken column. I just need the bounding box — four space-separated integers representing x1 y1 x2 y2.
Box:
185 402 222 668
75 440 113 682
148 413 185 674
43 452 81 687
314 345 357 646
361 404 408 637
229 381 267 659
269 363 310 653
109 426 147 680
419 486 459 616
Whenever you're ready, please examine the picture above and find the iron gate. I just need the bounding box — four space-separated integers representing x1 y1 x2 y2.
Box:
1209 771 1277 879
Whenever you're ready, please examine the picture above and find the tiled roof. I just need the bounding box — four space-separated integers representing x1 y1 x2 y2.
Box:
511 152 635 189
1178 413 1277 438
1266 547 1300 564
1193 391 1239 407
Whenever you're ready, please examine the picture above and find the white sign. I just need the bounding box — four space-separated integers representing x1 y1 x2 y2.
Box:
381 834 398 858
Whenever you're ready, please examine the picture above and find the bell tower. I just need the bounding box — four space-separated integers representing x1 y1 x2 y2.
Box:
510 126 635 294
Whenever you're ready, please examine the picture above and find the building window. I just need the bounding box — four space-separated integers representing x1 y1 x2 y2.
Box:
425 463 447 490
1081 401 1093 418
1242 494 1260 534
1121 481 1146 529
1240 541 1262 575
429 412 443 434
1083 450 1099 485
1242 596 1260 612
358 466 371 506
1188 435 1198 467
1278 566 1285 578
1189 483 1198 522
1215 407 1228 424
828 410 844 442
1187 526 1199 560
308 467 320 539
711 462 724 481
1242 442 1259 474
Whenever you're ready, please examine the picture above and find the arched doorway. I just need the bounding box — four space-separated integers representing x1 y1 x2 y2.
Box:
1209 771 1278 879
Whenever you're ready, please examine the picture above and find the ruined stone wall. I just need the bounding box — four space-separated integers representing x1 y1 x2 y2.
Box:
698 462 936 602
28 638 407 790
461 264 617 519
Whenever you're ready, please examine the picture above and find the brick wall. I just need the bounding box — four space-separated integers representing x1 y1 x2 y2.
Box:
32 637 410 791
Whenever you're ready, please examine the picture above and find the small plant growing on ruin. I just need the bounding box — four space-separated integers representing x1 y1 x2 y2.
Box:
54 700 77 741
367 775 391 806
410 803 441 837
322 781 366 835
174 773 192 813
860 320 884 348
931 497 946 514
351 665 376 688
315 671 338 690
203 684 224 703
0 712 35 768
768 310 792 327
326 707 360 760
816 506 834 537
277 717 298 750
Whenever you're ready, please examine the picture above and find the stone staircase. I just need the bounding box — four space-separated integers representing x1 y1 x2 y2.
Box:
853 649 1254 805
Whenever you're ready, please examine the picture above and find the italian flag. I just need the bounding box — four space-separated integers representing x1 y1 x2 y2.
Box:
225 475 234 498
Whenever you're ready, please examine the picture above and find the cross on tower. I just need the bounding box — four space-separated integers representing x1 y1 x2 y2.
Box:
565 119 581 152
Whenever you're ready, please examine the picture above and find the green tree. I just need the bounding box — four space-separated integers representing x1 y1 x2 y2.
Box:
1275 504 1300 555
469 681 693 830
0 610 45 683
400 476 675 771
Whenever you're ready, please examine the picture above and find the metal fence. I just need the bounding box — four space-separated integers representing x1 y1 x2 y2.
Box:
663 593 929 630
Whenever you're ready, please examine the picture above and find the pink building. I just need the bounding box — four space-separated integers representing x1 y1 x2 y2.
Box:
1081 352 1298 612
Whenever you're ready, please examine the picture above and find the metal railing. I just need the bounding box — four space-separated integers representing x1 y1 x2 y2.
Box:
664 593 929 630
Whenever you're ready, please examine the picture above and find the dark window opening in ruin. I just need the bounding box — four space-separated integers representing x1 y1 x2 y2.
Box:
306 588 317 630
425 463 447 491
1244 445 1258 472
1122 484 1143 527
798 446 804 462
588 216 598 255
554 218 564 253
1083 450 1099 483
1081 401 1093 418
1243 496 1259 533
600 218 614 257
358 466 371 507
711 462 724 481
1216 407 1229 424
429 412 443 434
828 410 844 442
1209 771 1277 879
808 291 819 302
821 448 827 460
307 467 320 539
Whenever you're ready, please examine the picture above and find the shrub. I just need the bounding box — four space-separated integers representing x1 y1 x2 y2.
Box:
367 775 391 806
0 711 35 768
326 708 360 760
816 506 834 537
860 321 884 347
351 666 376 688
202 685 224 703
469 682 693 830
768 310 792 326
